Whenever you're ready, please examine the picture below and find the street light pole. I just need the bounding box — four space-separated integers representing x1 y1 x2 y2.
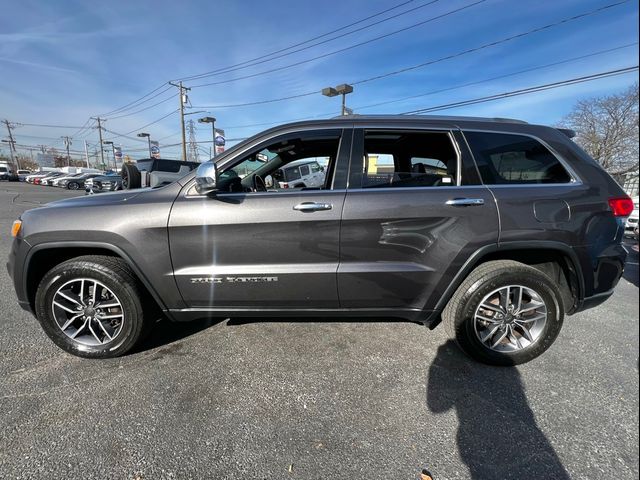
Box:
103 141 116 170
322 83 354 116
137 132 152 158
198 117 217 158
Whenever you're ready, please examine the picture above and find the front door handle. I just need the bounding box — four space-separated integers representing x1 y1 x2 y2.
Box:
293 202 333 212
445 198 485 206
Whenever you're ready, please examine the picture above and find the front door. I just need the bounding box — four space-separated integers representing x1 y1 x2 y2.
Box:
168 128 351 309
338 127 499 314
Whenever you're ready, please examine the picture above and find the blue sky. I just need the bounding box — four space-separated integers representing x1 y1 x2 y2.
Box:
0 0 638 160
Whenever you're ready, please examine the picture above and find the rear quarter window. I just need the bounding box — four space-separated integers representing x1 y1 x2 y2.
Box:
464 131 572 184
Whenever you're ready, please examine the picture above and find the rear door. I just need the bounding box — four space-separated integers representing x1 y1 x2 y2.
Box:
338 126 499 314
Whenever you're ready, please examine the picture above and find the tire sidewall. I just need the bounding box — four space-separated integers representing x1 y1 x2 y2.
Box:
35 262 143 358
454 269 563 365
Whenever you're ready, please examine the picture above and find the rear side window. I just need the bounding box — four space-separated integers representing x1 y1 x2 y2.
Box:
360 130 458 188
157 160 182 173
465 132 572 184
286 167 301 181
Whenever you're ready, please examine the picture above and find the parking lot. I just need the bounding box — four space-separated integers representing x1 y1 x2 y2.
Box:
0 182 638 479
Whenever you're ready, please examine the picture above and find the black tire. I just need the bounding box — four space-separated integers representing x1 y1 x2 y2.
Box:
67 181 80 190
442 260 564 366
35 255 148 358
121 163 141 190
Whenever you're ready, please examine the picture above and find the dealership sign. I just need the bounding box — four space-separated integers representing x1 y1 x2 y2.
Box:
214 128 225 154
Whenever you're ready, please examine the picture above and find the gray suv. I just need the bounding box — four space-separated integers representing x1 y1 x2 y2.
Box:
7 115 633 365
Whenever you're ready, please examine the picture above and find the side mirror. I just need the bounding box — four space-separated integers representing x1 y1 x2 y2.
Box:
195 161 218 194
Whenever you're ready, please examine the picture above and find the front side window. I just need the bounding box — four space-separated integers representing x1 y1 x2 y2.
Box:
360 130 458 188
217 130 341 193
464 131 572 184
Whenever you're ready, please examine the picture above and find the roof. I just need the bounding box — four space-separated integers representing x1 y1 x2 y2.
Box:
335 114 528 124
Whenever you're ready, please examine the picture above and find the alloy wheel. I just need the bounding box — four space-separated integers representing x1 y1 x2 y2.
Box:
51 278 125 347
473 285 547 352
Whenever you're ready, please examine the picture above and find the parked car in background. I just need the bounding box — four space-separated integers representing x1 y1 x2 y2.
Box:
33 172 64 185
120 158 200 190
85 174 122 193
624 196 638 237
49 173 84 187
268 158 326 189
17 170 32 181
37 172 65 185
59 173 102 190
43 173 73 186
0 164 10 181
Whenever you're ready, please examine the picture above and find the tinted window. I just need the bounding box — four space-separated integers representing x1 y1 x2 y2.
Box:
361 131 457 188
465 132 572 184
158 160 182 173
286 167 301 181
299 164 310 176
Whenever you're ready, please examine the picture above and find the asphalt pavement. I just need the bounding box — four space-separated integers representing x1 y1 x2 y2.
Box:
0 182 638 480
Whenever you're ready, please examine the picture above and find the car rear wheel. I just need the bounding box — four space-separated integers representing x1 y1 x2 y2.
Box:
67 181 80 190
443 260 564 365
35 255 148 358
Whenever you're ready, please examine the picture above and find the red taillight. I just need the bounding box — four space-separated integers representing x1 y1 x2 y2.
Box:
608 196 634 217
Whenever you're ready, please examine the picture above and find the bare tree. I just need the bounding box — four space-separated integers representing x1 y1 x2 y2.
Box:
560 83 638 175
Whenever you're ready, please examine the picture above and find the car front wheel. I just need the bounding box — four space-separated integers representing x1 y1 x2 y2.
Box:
443 260 564 366
35 255 148 358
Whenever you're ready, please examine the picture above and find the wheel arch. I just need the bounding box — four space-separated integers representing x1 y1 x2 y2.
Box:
427 241 584 329
24 242 168 316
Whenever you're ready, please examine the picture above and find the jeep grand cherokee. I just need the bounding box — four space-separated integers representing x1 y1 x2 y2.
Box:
7 115 632 365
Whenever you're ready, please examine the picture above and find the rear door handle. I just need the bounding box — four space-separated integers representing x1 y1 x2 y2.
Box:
445 198 485 206
293 202 333 212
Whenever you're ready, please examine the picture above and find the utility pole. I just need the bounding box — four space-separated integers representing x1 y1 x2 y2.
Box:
169 81 191 161
3 119 20 170
92 117 105 169
84 140 90 168
62 136 72 166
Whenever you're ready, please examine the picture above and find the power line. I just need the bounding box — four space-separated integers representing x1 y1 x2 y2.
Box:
68 118 96 139
14 122 93 129
190 0 486 88
400 66 639 114
179 0 442 82
103 92 176 120
94 1 419 118
190 0 633 110
102 109 179 142
351 0 633 86
354 42 639 111
175 0 416 82
98 83 171 117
